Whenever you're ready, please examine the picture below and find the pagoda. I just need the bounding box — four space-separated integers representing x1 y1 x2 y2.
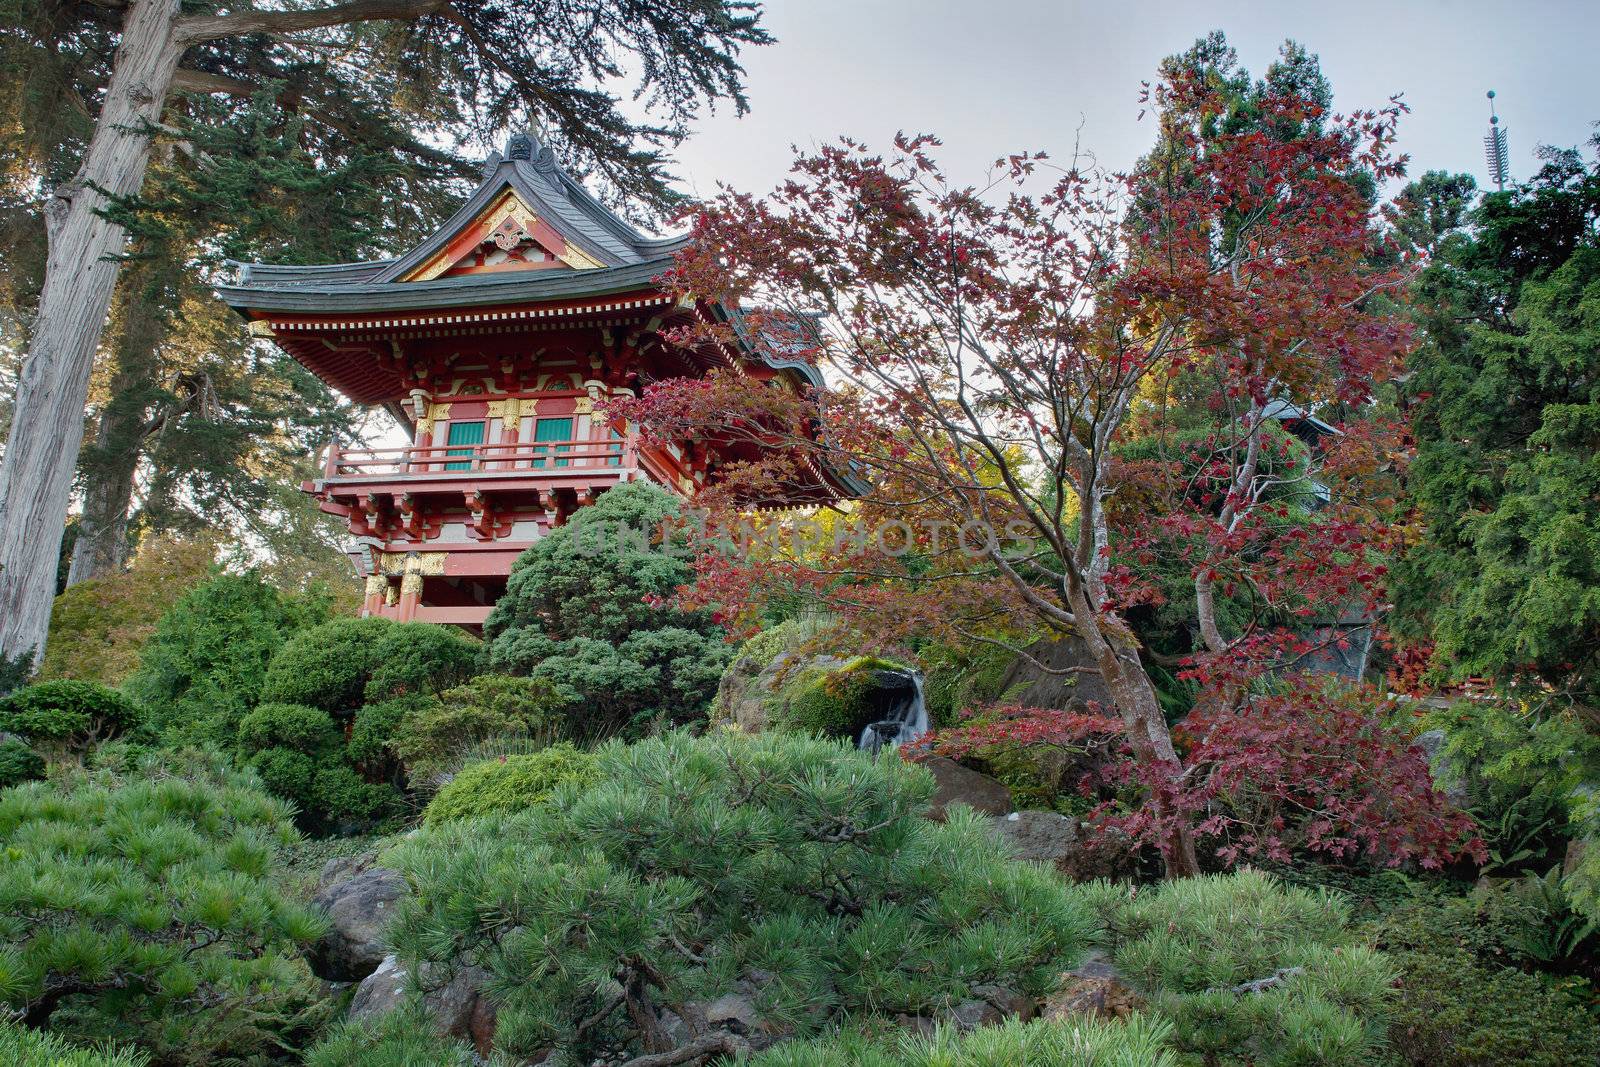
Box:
220 133 858 629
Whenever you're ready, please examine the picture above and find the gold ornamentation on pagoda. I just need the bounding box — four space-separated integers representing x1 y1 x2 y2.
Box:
400 188 606 281
417 402 451 437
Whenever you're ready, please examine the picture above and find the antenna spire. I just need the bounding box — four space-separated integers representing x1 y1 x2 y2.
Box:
1484 90 1511 192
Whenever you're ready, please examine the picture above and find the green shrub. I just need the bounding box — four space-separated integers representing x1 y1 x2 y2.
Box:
748 1015 1177 1067
126 570 328 747
366 622 480 701
392 674 572 788
0 739 45 789
1387 953 1600 1066
261 617 390 711
422 742 598 824
262 618 480 714
238 702 399 833
302 1005 475 1067
1374 891 1600 1067
387 731 1094 1063
0 765 329 1063
0 680 143 758
484 481 732 739
1087 870 1394 1067
348 696 418 782
0 1022 148 1066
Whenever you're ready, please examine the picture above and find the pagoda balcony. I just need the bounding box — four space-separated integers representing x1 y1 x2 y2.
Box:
323 438 630 482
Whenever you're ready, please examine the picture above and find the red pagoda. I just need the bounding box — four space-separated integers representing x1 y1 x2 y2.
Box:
220 133 858 629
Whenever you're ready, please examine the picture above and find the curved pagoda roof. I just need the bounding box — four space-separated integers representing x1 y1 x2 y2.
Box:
217 131 689 316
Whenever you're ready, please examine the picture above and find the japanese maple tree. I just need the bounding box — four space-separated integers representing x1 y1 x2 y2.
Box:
616 62 1415 876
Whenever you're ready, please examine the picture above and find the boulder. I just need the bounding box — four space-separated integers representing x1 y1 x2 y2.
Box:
714 649 847 733
923 756 1012 820
1414 728 1469 807
1041 951 1144 1021
347 955 498 1055
311 865 410 981
348 954 408 1021
986 810 1138 881
992 636 1113 712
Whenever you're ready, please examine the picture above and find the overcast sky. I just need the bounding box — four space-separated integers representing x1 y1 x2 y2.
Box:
666 0 1598 206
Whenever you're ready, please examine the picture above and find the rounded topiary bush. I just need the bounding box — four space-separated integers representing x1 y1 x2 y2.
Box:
0 679 143 757
261 617 390 711
237 702 399 833
387 731 1094 1063
423 742 598 824
0 739 45 789
393 674 573 788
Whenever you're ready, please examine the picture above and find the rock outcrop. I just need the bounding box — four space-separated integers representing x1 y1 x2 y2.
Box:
922 756 1012 819
310 861 410 982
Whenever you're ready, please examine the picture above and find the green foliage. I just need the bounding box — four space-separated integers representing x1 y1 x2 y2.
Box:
0 649 32 699
260 617 390 712
0 765 329 1063
391 675 573 788
0 680 143 759
0 739 45 789
301 1005 475 1067
1396 147 1600 704
365 623 480 702
1374 890 1600 1066
387 731 1094 1062
1421 697 1600 912
125 570 328 747
422 743 599 825
237 702 399 834
485 482 732 739
747 1015 1178 1067
921 640 1016 729
1086 870 1394 1067
262 618 479 713
0 1022 148 1067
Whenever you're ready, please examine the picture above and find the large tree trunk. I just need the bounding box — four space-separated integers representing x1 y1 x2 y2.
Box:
1073 604 1202 878
65 257 173 587
0 0 184 662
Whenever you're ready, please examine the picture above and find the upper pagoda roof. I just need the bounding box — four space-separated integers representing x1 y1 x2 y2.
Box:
218 132 687 316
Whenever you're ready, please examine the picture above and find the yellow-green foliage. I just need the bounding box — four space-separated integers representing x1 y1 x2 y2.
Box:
1085 870 1394 1067
0 764 329 1062
302 1005 474 1067
423 742 598 824
0 1022 148 1066
41 537 217 685
748 1015 1177 1067
391 675 572 787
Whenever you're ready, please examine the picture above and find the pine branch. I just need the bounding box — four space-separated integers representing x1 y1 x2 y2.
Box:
175 0 451 46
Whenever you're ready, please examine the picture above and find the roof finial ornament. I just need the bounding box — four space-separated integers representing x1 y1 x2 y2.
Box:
506 131 535 161
479 149 503 177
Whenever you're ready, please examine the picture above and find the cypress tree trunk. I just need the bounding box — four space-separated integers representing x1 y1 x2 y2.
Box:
0 0 183 662
65 258 172 588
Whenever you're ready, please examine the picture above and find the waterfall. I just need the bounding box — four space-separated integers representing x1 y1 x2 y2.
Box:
857 669 929 753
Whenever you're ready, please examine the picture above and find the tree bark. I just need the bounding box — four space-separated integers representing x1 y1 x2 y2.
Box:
65 268 171 586
0 0 184 661
1072 604 1202 878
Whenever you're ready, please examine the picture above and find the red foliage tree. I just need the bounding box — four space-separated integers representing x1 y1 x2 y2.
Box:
613 68 1416 876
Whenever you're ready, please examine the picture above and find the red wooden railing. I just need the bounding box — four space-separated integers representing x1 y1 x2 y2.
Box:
324 438 633 478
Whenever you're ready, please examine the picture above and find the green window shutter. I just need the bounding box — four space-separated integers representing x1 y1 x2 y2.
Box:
444 420 485 471
606 427 623 467
533 417 573 468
